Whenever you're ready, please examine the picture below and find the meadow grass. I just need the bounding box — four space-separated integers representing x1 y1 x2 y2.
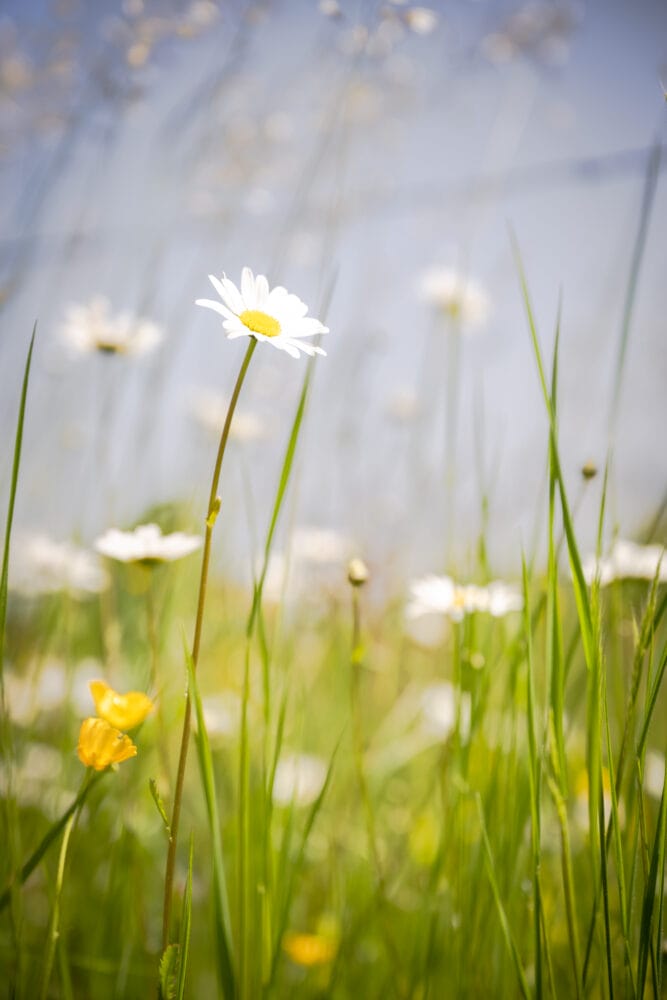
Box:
0 260 666 1000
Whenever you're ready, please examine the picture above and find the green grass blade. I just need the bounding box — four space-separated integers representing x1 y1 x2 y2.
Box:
636 758 667 998
521 556 544 1000
0 771 102 912
0 325 36 940
475 793 530 1000
0 323 36 682
176 835 194 1000
183 634 236 1000
512 240 594 672
269 739 339 985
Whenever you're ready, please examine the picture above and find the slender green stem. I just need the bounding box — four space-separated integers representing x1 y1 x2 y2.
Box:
0 771 102 912
162 338 256 951
38 772 90 1000
348 585 405 986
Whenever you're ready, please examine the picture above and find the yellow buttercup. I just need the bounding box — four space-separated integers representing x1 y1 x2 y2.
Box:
77 718 137 771
89 680 154 731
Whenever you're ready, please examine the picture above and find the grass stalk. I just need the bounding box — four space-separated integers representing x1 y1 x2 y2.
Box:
162 337 256 952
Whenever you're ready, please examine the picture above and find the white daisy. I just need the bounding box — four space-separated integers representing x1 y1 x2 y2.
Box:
417 266 490 331
11 535 108 597
582 539 667 588
95 523 202 565
420 682 471 742
196 267 329 359
61 297 162 356
273 752 328 808
406 574 522 622
403 7 439 36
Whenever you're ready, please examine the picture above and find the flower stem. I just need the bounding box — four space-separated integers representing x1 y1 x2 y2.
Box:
38 771 91 1000
162 338 256 951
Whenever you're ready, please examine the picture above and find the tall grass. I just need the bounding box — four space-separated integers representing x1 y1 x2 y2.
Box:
1 242 666 1000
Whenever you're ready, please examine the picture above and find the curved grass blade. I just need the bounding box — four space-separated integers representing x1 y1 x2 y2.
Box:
183 635 236 999
475 793 530 1000
176 835 194 1000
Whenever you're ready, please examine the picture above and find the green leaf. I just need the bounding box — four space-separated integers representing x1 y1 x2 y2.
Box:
149 778 171 837
159 943 179 1000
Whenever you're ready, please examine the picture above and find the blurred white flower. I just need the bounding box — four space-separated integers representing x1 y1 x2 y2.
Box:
3 660 68 726
11 535 108 597
0 742 63 812
420 682 471 742
319 0 342 18
292 526 352 565
406 574 522 622
644 751 666 800
261 528 353 606
481 2 577 68
61 297 162 357
201 692 239 740
582 539 667 587
196 267 329 360
417 266 490 331
95 523 202 564
386 387 420 423
403 7 438 35
273 753 328 808
188 387 266 443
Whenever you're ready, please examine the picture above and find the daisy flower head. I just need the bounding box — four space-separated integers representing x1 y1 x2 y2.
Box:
406 574 522 622
582 539 666 588
417 266 490 331
61 297 162 357
94 523 202 566
196 267 329 359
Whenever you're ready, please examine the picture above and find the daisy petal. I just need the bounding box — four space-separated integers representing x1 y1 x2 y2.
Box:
241 267 256 308
196 298 235 320
255 274 269 307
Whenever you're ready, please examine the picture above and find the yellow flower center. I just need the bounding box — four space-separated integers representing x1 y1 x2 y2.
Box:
240 309 281 338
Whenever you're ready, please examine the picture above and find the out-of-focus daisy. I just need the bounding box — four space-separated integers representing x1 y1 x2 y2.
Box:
417 266 490 331
262 528 353 606
403 7 438 35
201 692 239 740
196 267 329 359
406 574 522 622
61 297 162 357
282 930 338 967
77 717 137 771
420 681 471 742
3 660 68 726
292 526 352 565
582 539 667 587
273 752 327 808
95 523 202 566
644 751 665 800
481 2 577 68
188 387 266 443
89 680 153 731
318 0 342 19
11 535 108 597
386 386 420 423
